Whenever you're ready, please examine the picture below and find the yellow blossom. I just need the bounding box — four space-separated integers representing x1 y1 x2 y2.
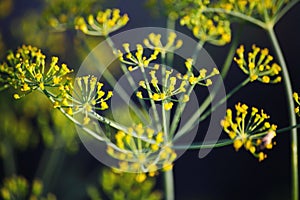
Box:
75 9 129 36
221 103 277 161
164 102 173 111
234 44 282 83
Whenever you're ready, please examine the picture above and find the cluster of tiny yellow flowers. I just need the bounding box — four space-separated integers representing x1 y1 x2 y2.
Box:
143 32 183 56
117 43 160 71
75 9 129 36
0 45 73 99
215 0 290 21
54 75 113 125
293 92 300 116
107 124 176 182
178 58 220 86
221 103 277 161
180 11 231 46
42 0 101 31
0 175 56 200
234 44 282 83
137 67 189 111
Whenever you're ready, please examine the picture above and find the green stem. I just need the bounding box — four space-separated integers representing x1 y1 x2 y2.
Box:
267 27 298 200
203 8 266 29
80 36 149 124
174 78 249 141
164 169 175 200
188 27 241 129
166 16 176 67
274 0 300 25
105 36 149 124
221 26 242 78
161 53 170 139
277 123 300 134
140 66 161 131
174 138 233 150
175 123 300 150
192 40 205 63
164 16 176 200
199 78 250 122
169 41 204 136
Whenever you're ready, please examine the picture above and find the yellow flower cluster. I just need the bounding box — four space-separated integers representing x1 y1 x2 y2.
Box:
143 32 183 56
118 43 160 71
137 67 189 111
178 58 220 86
97 168 162 199
54 75 113 125
0 45 73 99
293 92 300 116
221 103 277 161
180 11 231 45
215 0 290 21
0 175 56 200
43 0 101 31
75 9 129 36
107 124 176 182
234 45 282 83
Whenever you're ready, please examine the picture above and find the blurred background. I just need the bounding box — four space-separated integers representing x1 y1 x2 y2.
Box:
0 0 300 199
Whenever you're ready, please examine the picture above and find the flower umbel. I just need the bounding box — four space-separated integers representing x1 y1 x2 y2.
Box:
234 44 282 83
178 58 220 86
117 43 160 71
180 10 231 45
0 175 56 200
143 32 183 56
221 103 277 161
54 75 113 125
0 45 73 98
42 0 101 31
107 124 176 182
137 67 189 110
75 9 129 36
214 0 291 22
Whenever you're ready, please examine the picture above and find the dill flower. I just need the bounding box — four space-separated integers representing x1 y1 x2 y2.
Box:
234 44 282 83
0 45 73 98
221 102 277 161
214 0 291 22
89 168 163 199
0 175 56 200
137 67 189 108
41 0 101 31
177 58 220 86
180 10 231 45
75 9 129 36
117 43 160 71
143 32 183 56
54 75 113 125
107 124 177 182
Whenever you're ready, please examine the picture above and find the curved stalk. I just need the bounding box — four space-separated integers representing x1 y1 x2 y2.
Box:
188 28 241 129
203 8 266 29
199 78 250 122
163 16 176 200
164 169 175 200
174 78 249 141
174 139 233 150
169 41 205 136
80 36 149 124
267 27 298 200
174 123 300 150
274 0 300 25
